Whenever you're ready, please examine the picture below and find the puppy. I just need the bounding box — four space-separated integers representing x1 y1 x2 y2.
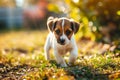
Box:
44 17 80 67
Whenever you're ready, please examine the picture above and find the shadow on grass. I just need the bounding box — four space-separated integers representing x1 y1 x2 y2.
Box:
64 65 109 80
49 60 109 80
49 59 120 80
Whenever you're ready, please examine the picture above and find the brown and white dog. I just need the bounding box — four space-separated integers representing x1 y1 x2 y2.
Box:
44 17 80 67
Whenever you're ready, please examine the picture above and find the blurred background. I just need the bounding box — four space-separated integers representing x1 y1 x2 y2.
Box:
0 1 120 79
0 0 120 42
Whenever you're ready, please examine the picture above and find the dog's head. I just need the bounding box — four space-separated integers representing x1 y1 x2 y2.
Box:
47 17 80 45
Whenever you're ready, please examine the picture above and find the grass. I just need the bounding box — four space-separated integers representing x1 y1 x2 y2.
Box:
0 30 120 80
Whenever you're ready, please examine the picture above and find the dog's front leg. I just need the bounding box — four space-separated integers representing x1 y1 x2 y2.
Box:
44 46 50 60
44 36 51 60
54 50 67 67
69 47 78 65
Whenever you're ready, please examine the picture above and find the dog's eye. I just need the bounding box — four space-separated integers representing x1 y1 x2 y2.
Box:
66 30 71 36
55 29 60 35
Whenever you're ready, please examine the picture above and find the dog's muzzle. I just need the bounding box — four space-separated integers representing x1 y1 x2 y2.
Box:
58 38 65 45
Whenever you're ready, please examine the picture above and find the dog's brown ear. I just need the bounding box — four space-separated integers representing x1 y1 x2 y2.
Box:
71 20 80 34
47 17 57 32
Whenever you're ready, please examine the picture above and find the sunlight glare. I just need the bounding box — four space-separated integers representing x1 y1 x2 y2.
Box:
16 0 24 7
117 10 120 15
72 0 79 3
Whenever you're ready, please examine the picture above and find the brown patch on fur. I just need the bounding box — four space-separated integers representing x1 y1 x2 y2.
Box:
54 20 63 41
57 44 73 55
63 19 74 40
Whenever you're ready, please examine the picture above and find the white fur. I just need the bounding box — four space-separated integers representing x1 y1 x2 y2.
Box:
44 31 78 67
62 19 65 28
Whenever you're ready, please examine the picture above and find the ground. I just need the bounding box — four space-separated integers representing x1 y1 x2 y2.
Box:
0 30 120 80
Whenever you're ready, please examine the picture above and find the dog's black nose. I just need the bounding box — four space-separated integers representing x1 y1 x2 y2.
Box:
60 39 65 44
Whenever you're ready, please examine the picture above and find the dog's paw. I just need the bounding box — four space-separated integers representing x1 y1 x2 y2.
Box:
68 62 75 67
60 63 68 67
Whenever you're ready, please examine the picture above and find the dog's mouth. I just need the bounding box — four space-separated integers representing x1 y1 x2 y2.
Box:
59 42 65 45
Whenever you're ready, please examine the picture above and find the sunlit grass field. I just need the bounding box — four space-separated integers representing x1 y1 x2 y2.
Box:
0 30 120 80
